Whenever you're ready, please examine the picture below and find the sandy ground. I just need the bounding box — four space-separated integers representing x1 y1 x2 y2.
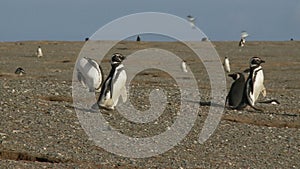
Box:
0 41 299 168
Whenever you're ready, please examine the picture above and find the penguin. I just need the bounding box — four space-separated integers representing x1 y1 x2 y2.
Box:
239 31 249 47
136 35 141 42
181 60 188 73
225 72 246 109
245 57 265 111
239 38 246 47
223 57 231 73
95 53 127 110
15 67 26 75
36 46 43 58
77 57 104 92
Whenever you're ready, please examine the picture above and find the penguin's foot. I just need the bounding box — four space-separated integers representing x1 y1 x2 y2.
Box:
99 103 115 110
248 104 264 112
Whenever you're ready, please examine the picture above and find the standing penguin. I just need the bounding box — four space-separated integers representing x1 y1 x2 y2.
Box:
226 72 246 109
77 57 104 92
15 67 26 75
36 46 43 58
95 53 127 110
223 57 231 73
181 60 188 73
245 57 265 111
239 31 249 47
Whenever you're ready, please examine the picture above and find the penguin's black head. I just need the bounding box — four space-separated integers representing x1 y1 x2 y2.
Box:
111 53 126 64
250 57 265 67
15 67 25 75
228 73 243 80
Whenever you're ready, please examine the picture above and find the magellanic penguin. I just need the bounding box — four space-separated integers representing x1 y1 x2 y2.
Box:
245 57 265 111
239 31 248 47
77 57 104 92
181 60 188 73
36 46 43 57
223 57 231 73
239 38 246 47
15 67 26 75
96 53 127 110
225 72 246 109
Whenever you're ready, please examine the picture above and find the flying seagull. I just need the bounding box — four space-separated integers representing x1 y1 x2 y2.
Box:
187 15 196 28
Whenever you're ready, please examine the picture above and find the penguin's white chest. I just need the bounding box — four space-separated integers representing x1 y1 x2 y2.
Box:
224 58 230 73
247 67 264 105
37 48 43 57
77 57 103 92
181 61 188 73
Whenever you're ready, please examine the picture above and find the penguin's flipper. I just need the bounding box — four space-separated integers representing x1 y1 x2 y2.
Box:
261 85 267 97
120 86 127 103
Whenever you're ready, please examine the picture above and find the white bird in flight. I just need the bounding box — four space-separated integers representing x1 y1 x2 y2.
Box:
187 15 196 28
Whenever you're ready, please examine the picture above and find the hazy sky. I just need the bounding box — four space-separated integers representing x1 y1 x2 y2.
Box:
1 0 299 41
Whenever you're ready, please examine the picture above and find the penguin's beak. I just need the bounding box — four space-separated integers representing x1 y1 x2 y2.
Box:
261 60 265 63
228 74 234 78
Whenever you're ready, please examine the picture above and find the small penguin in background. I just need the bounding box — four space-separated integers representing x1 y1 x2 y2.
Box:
15 67 26 75
95 53 127 110
136 35 141 42
85 37 89 41
187 15 196 28
36 46 43 57
223 57 231 73
245 57 265 111
239 31 249 47
77 57 104 92
226 73 246 109
239 38 246 47
181 60 188 73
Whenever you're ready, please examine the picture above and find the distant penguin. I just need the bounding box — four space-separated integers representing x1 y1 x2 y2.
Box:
95 53 127 110
239 31 248 47
223 57 231 73
239 38 246 47
77 57 104 92
136 35 141 42
181 60 188 73
85 37 89 41
15 67 26 75
245 57 265 111
36 46 43 57
226 73 246 109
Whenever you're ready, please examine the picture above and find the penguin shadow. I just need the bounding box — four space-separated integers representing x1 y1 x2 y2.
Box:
184 99 225 108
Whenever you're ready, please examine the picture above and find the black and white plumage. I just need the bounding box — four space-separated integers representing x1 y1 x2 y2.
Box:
181 60 188 73
77 57 104 92
187 15 196 28
226 73 246 109
36 46 43 57
96 53 127 110
245 57 265 111
15 67 26 75
239 31 249 47
223 57 231 73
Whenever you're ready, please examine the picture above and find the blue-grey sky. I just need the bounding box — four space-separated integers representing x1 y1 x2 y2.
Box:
1 0 299 41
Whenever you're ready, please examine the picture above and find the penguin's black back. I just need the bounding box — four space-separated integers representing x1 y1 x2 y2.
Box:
227 73 245 108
